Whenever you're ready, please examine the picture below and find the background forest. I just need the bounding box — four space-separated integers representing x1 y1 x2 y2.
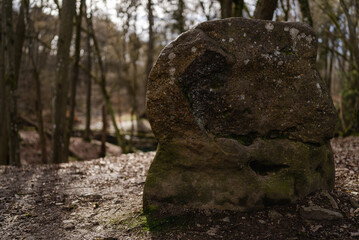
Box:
0 0 358 166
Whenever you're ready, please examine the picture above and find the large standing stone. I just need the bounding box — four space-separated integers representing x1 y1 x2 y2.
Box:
143 18 337 214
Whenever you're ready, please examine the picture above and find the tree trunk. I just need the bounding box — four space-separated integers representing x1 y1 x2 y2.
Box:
224 0 233 18
65 0 84 158
14 0 25 83
279 0 290 21
233 0 244 17
52 0 76 164
0 123 9 165
298 0 313 27
146 0 154 78
12 0 26 166
339 0 359 132
24 0 47 164
83 6 92 142
199 0 213 20
176 0 185 33
4 0 21 166
143 0 154 131
0 1 9 165
130 47 138 151
33 60 48 163
219 0 233 18
253 0 278 20
100 105 107 158
87 13 129 153
328 49 334 95
340 0 359 69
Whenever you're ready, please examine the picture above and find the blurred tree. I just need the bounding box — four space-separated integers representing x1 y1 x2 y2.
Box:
83 3 93 142
298 0 313 26
24 0 48 163
254 0 278 20
52 0 76 163
278 0 290 21
233 0 244 17
173 0 186 33
199 0 218 20
64 0 85 160
14 0 26 84
100 104 107 157
339 0 359 132
0 0 25 166
129 31 141 149
147 0 154 77
219 0 233 18
86 10 130 153
314 0 359 134
3 0 358 162
0 1 8 165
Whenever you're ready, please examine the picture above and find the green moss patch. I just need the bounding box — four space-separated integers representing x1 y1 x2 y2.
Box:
107 210 150 233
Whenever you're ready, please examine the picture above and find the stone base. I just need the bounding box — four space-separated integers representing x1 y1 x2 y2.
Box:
143 138 334 214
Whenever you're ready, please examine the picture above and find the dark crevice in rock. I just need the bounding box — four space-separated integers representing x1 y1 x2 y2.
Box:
248 161 289 176
238 196 249 206
315 164 323 173
223 132 258 146
216 128 297 146
305 141 323 147
214 127 326 148
262 196 291 207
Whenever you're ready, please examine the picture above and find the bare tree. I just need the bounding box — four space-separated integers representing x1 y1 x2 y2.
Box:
339 0 359 69
12 0 26 165
253 0 278 20
146 0 154 78
100 105 107 158
173 0 186 33
233 0 244 17
24 0 47 163
278 0 291 21
86 12 129 153
315 0 359 133
298 0 313 26
218 0 232 18
14 0 26 84
2 0 23 166
199 0 217 20
224 0 233 18
83 4 92 142
52 0 76 163
64 0 85 158
0 1 9 165
339 0 359 131
129 31 141 149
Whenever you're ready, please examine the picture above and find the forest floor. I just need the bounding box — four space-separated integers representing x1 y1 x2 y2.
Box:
0 137 359 239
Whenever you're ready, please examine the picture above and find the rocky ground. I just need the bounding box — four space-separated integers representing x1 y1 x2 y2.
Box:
0 137 358 240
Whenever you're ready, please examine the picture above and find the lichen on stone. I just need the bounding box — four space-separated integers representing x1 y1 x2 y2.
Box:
144 18 337 216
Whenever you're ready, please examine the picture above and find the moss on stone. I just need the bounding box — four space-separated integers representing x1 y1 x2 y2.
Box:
144 136 334 214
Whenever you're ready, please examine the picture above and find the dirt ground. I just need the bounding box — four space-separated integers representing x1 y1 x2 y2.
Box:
0 137 358 240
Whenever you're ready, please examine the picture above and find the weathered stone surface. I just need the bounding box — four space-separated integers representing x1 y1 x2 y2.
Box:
268 210 283 220
144 18 337 213
300 206 343 220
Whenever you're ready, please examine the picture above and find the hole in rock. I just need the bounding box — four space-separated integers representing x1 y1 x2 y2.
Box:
249 161 289 176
